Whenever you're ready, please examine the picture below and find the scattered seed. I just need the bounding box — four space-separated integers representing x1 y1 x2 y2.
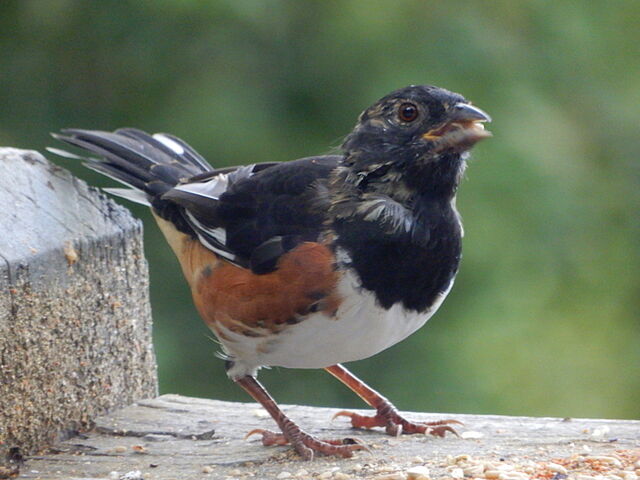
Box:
406 465 430 480
589 426 611 439
375 473 406 480
64 242 78 265
334 473 351 480
378 465 398 473
120 471 143 480
590 456 624 468
454 454 472 463
451 467 464 479
548 463 568 475
463 464 485 476
499 472 530 480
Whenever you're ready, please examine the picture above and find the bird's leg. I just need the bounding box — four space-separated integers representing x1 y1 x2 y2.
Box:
235 375 368 460
326 364 460 437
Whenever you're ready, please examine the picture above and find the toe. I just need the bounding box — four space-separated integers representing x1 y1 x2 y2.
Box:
244 428 290 446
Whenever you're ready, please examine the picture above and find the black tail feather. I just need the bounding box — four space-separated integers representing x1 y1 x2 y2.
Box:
58 130 159 172
52 128 215 236
82 160 149 192
116 128 213 173
149 131 213 172
52 128 212 202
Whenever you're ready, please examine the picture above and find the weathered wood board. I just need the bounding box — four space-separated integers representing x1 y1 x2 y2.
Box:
0 148 157 458
17 395 640 480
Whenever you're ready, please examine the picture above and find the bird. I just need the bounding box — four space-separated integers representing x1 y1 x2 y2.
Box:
50 84 491 460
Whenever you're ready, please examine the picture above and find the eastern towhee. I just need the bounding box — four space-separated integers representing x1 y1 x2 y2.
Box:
51 85 491 459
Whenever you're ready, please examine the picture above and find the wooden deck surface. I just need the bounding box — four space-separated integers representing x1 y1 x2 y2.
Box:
15 394 640 480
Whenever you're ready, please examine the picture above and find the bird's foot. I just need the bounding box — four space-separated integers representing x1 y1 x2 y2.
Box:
333 409 461 437
245 428 369 460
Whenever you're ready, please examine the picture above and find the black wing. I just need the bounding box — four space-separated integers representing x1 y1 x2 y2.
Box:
52 127 341 273
164 155 341 273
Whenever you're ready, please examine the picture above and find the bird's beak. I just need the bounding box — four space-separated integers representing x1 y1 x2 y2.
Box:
449 103 491 123
421 103 492 152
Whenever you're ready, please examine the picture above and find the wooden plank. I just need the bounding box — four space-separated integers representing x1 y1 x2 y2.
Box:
17 394 640 479
0 148 157 458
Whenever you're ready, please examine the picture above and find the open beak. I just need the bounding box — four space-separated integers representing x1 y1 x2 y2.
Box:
422 103 492 152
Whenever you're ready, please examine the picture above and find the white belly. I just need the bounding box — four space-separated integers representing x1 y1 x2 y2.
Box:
222 270 453 379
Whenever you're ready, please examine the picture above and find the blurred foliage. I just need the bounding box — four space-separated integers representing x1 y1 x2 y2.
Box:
1 0 638 420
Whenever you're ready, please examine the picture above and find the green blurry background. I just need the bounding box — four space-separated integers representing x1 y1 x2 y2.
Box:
1 1 638 420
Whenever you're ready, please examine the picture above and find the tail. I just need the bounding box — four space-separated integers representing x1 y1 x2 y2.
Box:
50 128 214 232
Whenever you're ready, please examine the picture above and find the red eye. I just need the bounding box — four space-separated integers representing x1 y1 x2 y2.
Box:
398 102 419 122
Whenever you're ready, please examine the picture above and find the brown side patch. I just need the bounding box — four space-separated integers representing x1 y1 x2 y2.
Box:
190 242 341 335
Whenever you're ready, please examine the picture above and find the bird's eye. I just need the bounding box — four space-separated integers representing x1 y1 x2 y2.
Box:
398 102 419 123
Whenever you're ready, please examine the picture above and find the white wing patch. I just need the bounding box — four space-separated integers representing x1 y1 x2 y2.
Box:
177 165 259 263
175 173 231 200
173 165 256 200
186 211 237 263
184 210 227 245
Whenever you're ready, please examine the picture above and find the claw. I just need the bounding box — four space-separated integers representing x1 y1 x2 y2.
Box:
236 375 370 459
424 419 464 427
342 437 374 455
244 428 290 446
424 424 459 437
332 408 462 437
332 410 355 421
244 428 265 440
244 427 370 458
332 410 385 430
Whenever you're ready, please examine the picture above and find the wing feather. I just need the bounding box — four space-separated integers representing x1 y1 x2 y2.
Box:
164 155 341 273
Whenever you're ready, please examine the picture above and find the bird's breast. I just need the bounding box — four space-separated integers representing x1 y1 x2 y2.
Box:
330 196 463 312
219 267 454 374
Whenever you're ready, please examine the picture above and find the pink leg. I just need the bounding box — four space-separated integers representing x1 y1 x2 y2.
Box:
236 375 368 459
326 364 461 437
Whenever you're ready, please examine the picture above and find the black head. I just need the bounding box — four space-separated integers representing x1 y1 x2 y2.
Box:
340 85 491 197
343 85 490 158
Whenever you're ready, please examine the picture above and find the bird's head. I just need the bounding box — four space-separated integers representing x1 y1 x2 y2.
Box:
343 85 491 158
340 85 491 197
